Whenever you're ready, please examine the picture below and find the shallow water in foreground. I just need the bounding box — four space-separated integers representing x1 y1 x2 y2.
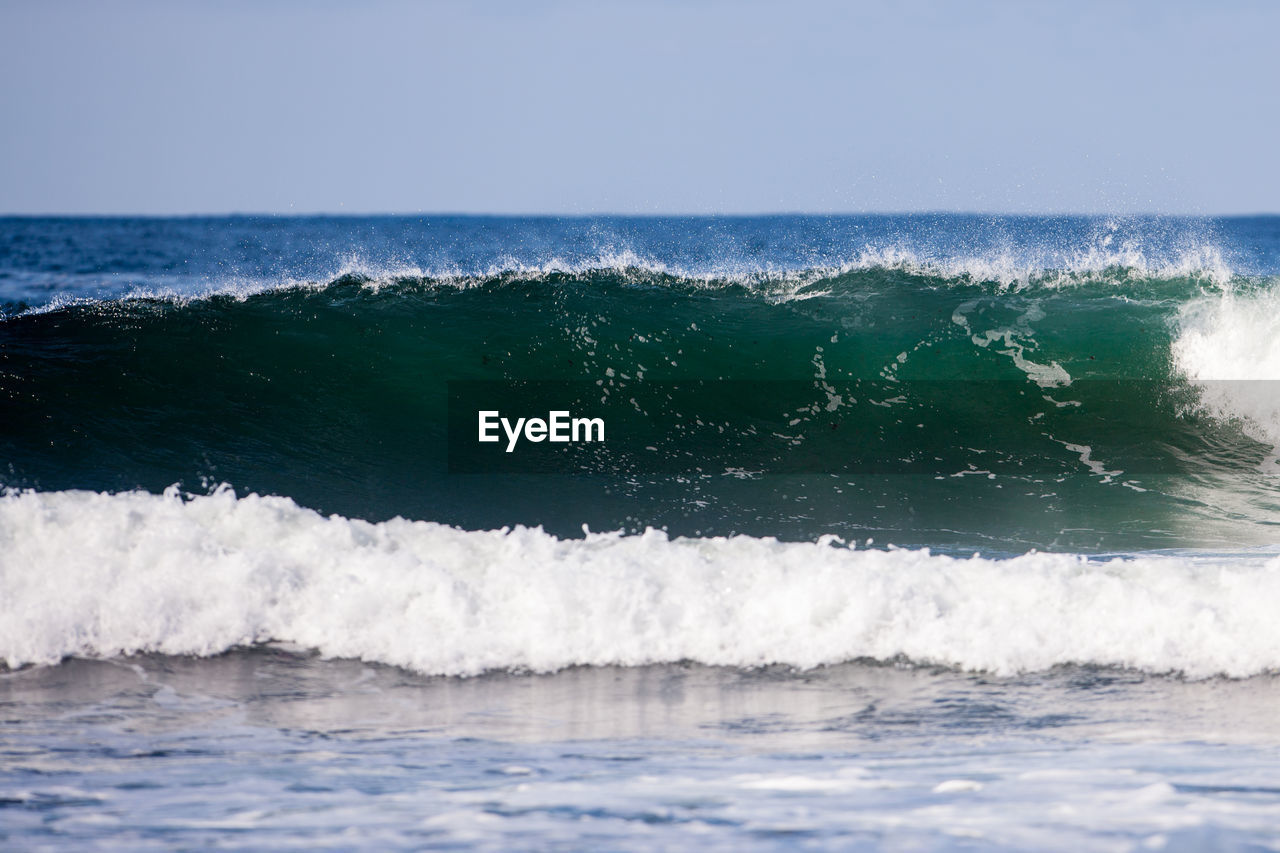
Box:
5 651 1280 851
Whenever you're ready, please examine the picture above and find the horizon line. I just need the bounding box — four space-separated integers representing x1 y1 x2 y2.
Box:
2 210 1279 220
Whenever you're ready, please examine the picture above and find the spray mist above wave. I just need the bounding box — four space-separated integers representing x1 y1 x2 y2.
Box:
4 234 1251 318
5 487 1280 678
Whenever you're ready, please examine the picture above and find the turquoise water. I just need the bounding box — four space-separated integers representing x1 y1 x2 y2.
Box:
4 215 1279 550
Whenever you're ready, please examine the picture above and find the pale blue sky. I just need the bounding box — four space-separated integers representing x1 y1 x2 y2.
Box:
1 0 1276 215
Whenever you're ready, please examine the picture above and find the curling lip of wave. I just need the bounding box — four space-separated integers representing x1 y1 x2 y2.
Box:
8 242 1245 317
5 487 1280 679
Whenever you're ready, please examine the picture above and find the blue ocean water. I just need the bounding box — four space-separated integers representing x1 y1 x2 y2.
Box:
4 214 1280 849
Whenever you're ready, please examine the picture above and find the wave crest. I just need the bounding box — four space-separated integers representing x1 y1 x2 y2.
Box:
7 239 1249 319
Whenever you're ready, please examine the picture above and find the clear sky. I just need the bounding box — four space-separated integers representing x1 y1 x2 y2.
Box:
1 0 1276 215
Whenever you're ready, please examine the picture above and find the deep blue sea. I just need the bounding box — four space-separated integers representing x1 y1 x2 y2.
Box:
4 214 1280 849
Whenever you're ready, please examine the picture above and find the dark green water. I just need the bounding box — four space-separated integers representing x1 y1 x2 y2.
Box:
5 253 1278 551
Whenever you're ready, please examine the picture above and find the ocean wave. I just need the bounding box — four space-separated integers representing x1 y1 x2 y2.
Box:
5 253 1280 546
4 487 1280 678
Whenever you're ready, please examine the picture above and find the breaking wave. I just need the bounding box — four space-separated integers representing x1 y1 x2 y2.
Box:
3 487 1280 678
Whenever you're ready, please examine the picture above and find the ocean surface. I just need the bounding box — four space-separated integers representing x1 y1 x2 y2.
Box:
3 214 1280 849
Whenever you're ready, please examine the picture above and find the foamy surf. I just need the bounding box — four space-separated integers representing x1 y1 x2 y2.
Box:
4 487 1280 678
1172 280 1280 448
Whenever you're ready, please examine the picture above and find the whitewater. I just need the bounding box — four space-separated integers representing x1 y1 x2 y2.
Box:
5 486 1280 679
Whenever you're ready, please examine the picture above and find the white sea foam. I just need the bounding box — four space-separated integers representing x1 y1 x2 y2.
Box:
4 488 1280 678
1171 281 1280 448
